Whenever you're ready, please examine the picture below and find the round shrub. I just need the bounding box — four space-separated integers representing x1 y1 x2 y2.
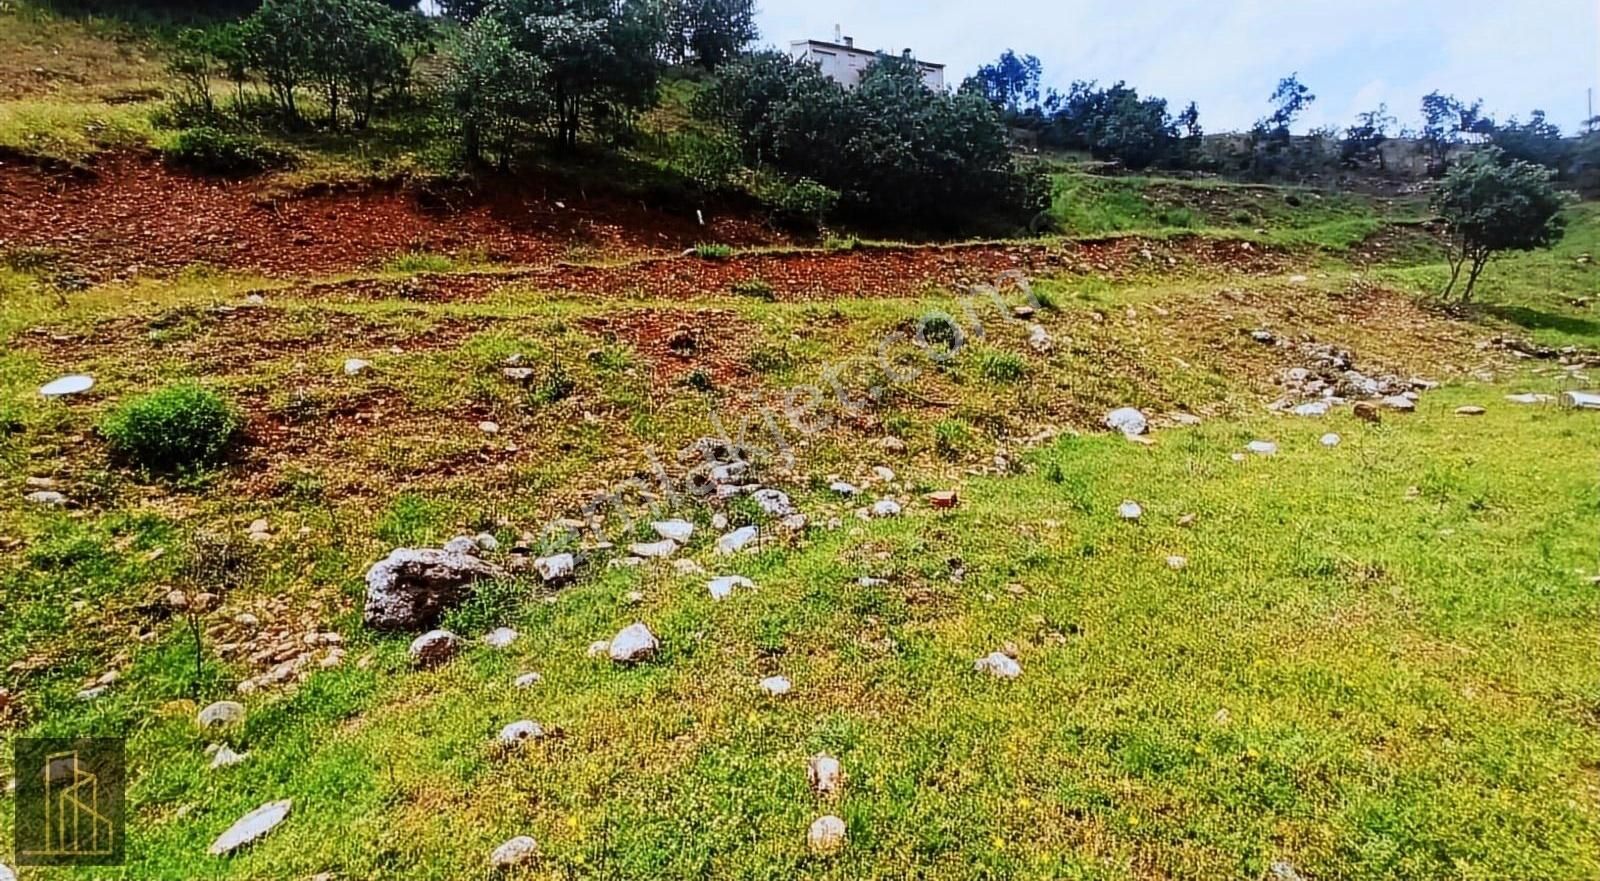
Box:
162 126 286 175
101 383 239 472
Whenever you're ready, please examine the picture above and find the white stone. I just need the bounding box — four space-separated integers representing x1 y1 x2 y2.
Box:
478 421 500 434
39 374 94 397
443 535 478 555
586 640 611 659
483 627 518 649
502 367 534 382
1288 274 1309 284
1506 393 1554 405
534 553 575 583
758 675 792 696
807 754 844 797
208 799 291 856
870 499 902 518
1117 500 1143 521
710 513 729 530
752 489 795 516
498 720 545 748
1246 440 1278 456
829 481 860 496
210 745 248 770
629 539 677 559
513 672 543 689
652 519 695 543
1166 555 1187 570
489 835 539 868
25 491 66 506
1379 395 1415 412
248 518 270 534
975 651 1022 679
715 526 758 555
1320 432 1342 447
342 359 371 377
1104 407 1149 437
197 700 246 729
607 623 658 663
474 532 500 551
807 815 847 855
871 466 895 482
1291 401 1329 417
409 629 462 667
1027 323 1053 353
0 863 13 881
707 575 754 600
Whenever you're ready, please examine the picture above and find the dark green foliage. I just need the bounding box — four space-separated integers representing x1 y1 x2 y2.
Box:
1046 80 1200 170
730 277 774 299
693 242 733 259
534 361 575 404
1341 104 1394 170
966 49 1042 114
695 52 1043 230
664 0 757 70
100 383 239 472
1490 111 1571 172
445 14 548 169
1420 91 1492 171
1432 147 1568 302
162 125 285 173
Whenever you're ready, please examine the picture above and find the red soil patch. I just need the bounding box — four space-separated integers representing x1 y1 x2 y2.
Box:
0 153 781 279
579 308 754 387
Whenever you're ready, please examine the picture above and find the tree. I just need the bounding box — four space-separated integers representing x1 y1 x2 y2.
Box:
1432 147 1567 302
446 15 548 168
1342 104 1395 170
1261 73 1314 134
1046 80 1196 170
1419 91 1490 170
666 0 757 69
967 50 1043 115
486 0 664 150
1490 110 1571 171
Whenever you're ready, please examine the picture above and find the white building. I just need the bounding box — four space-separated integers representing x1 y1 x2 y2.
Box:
789 28 945 91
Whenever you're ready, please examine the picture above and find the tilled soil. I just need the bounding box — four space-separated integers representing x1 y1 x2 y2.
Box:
0 153 782 279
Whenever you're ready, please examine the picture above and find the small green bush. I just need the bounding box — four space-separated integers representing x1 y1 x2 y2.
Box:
934 418 973 460
918 313 964 351
694 243 735 260
976 348 1026 382
534 361 575 405
822 235 861 252
162 126 285 175
101 383 239 472
731 277 774 299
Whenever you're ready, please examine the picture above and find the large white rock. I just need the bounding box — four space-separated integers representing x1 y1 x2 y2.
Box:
489 835 539 868
483 627 518 649
751 489 795 516
363 548 505 631
607 623 659 663
829 481 860 496
758 675 792 696
1246 440 1278 456
808 754 844 797
807 815 847 855
974 651 1022 680
25 491 67 507
197 700 246 729
409 629 462 667
39 374 94 397
208 799 291 856
870 499 902 518
629 539 678 559
209 745 249 770
534 553 575 584
1117 500 1143 521
1380 395 1416 412
0 862 14 881
707 575 754 600
652 520 695 542
715 526 758 555
1104 407 1149 437
342 358 372 377
1506 392 1554 405
513 672 543 689
1320 432 1342 447
498 720 545 748
1291 401 1329 417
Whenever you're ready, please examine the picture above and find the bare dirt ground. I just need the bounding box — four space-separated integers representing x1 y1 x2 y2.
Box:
0 153 783 278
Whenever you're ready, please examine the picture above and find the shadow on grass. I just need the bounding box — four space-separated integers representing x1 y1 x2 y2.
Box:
1483 304 1600 340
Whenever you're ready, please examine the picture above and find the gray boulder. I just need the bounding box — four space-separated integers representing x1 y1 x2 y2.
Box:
363 548 506 630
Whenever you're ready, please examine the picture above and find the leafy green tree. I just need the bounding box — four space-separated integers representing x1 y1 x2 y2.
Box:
166 27 224 117
966 50 1043 115
1419 91 1491 170
1432 147 1568 302
664 0 757 69
1046 80 1196 170
486 0 664 150
1490 110 1571 171
1342 104 1395 169
1262 73 1314 133
445 15 548 168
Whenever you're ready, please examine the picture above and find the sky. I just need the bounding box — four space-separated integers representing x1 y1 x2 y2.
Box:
756 0 1600 134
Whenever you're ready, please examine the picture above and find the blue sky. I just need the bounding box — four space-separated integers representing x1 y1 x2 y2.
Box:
756 0 1600 134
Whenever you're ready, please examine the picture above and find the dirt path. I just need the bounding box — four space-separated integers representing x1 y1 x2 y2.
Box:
0 153 782 279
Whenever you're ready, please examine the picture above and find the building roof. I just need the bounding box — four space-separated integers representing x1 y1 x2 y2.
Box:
790 39 945 69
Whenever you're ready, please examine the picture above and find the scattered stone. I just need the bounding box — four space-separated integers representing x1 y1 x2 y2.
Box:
197 700 246 729
715 526 758 555
502 367 535 382
924 490 959 509
1352 401 1381 423
607 623 658 663
1104 407 1149 437
807 815 847 855
1166 555 1187 570
208 799 291 856
474 532 500 552
1249 329 1275 345
342 359 371 377
77 685 108 701
443 535 478 555
708 575 754 600
1246 440 1278 456
1117 500 1143 521
483 627 519 649
758 675 792 696
629 539 678 559
1561 390 1600 409
39 374 94 397
586 640 611 659
1379 395 1415 412
711 513 729 530
1269 860 1306 881
1291 401 1328 417
24 490 66 507
652 519 695 543
513 672 543 689
1288 274 1309 284
1506 392 1554 405
408 629 462 668
0 863 13 881
869 499 902 518
1176 513 1197 528
828 481 860 496
871 465 895 482
478 421 500 434
210 745 248 770
808 754 844 797
233 612 261 629
533 553 575 584
1012 304 1036 320
974 651 1022 679
880 436 907 453
498 720 545 748
779 513 807 531
489 836 538 869
363 548 506 631
1320 432 1342 447
752 489 795 516
24 476 56 489
1026 323 1053 353
1455 405 1486 416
